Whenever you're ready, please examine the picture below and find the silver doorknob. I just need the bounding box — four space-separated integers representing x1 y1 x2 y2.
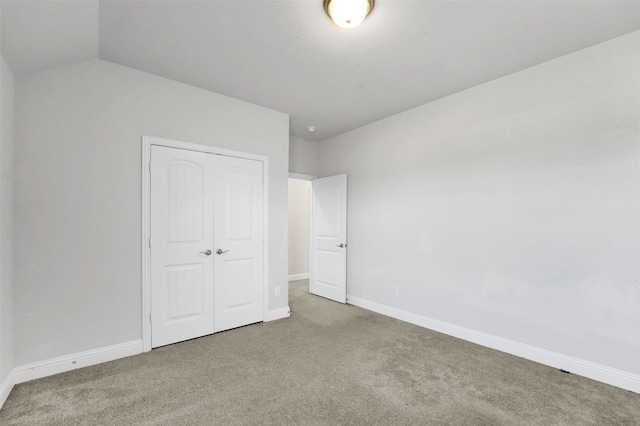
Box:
200 249 212 256
216 249 230 255
336 243 345 248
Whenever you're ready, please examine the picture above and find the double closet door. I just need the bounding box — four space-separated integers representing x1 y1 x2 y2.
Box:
150 145 264 348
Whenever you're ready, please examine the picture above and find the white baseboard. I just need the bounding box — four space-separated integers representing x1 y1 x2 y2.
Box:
265 307 291 322
288 273 309 282
12 340 143 386
0 369 16 409
347 295 640 394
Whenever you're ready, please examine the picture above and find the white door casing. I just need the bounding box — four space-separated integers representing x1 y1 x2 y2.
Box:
150 146 215 347
310 174 347 303
213 155 265 332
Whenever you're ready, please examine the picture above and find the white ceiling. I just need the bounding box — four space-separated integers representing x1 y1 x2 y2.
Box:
2 0 639 141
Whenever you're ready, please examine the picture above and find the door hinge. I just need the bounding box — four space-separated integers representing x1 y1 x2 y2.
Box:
149 313 152 322
148 238 151 248
149 162 151 173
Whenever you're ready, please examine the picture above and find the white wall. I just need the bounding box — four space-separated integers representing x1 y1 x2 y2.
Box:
318 31 640 376
288 178 310 278
0 55 15 396
289 135 318 176
13 59 289 366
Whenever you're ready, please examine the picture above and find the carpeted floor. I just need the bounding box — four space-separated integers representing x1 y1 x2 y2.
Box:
1 279 639 425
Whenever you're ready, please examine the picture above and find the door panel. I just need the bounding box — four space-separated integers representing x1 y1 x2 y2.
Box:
167 264 204 320
310 174 347 303
213 156 264 332
150 146 215 347
225 259 254 307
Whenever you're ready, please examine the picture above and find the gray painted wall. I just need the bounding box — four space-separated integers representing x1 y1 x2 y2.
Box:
289 136 318 176
0 54 15 389
14 59 289 365
318 31 640 374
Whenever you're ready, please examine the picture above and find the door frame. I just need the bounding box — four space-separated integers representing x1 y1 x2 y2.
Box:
141 136 270 352
287 173 348 302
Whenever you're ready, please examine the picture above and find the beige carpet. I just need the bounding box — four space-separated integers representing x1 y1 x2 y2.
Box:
1 279 639 425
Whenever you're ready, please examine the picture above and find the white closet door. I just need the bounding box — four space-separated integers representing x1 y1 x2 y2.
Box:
150 146 215 348
310 174 347 303
213 155 265 332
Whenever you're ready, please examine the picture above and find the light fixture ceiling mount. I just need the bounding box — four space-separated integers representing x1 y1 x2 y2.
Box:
324 0 374 29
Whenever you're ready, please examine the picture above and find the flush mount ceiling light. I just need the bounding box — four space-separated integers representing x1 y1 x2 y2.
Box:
324 0 374 29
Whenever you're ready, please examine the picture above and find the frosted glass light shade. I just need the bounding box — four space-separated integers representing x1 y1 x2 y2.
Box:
324 0 373 29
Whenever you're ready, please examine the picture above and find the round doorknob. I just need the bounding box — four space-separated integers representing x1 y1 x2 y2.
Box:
200 249 212 256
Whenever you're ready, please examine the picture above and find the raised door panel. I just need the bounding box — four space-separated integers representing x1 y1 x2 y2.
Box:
225 169 254 241
224 258 254 308
168 163 204 242
167 264 204 320
316 186 339 238
316 250 340 289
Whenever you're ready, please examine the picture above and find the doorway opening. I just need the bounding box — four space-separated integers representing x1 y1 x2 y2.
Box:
288 172 348 305
288 176 312 283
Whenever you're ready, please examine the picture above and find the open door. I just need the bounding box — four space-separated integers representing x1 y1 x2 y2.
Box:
310 174 347 303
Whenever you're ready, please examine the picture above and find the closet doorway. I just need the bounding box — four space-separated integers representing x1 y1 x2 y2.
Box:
142 137 269 351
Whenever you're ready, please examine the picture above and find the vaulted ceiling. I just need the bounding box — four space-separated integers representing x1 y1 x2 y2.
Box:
2 1 639 141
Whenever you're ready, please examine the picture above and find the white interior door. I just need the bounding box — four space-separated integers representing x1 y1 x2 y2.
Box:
213 155 265 332
310 174 347 303
150 146 215 347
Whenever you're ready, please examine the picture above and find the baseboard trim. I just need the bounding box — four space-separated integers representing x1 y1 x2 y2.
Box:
288 273 309 282
0 369 16 409
265 307 291 322
347 295 640 394
12 340 143 386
